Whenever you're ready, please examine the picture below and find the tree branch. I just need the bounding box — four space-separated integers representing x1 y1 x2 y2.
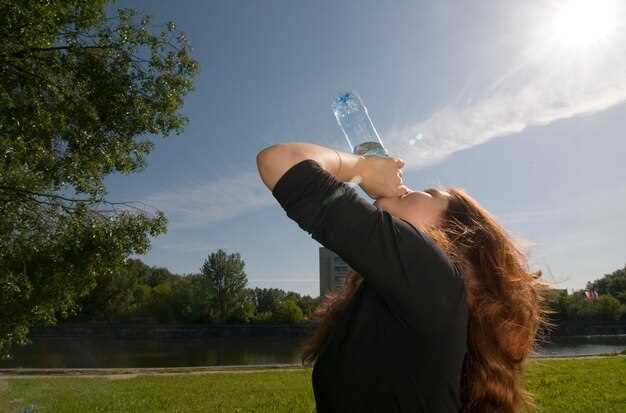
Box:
12 45 114 57
0 186 95 203
0 186 161 215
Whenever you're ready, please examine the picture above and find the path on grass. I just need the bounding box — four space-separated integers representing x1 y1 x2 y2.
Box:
2 355 624 379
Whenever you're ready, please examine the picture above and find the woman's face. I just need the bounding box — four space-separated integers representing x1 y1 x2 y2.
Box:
373 188 450 229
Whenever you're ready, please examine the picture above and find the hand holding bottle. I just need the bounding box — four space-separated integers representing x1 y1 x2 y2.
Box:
357 155 409 200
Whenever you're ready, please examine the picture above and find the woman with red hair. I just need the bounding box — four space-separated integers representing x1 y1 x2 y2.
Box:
257 142 553 413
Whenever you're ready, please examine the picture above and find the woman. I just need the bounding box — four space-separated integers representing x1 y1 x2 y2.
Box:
257 142 554 413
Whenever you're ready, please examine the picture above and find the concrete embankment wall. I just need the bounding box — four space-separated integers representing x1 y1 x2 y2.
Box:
27 319 626 339
543 319 626 336
28 322 320 339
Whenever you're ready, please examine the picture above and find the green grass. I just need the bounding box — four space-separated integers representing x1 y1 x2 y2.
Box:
1 356 625 413
523 356 626 412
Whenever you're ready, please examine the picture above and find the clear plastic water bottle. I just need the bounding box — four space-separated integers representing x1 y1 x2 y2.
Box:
332 91 390 158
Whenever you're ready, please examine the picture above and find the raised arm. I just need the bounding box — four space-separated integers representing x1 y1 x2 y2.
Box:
256 143 462 332
257 142 408 199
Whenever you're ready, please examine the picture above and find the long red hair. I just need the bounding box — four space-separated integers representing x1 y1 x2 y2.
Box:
300 186 556 413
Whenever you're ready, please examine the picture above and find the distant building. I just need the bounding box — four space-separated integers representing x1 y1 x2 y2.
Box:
319 247 353 296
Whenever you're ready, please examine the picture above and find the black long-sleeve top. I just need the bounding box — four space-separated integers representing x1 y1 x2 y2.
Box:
271 159 469 413
272 159 468 413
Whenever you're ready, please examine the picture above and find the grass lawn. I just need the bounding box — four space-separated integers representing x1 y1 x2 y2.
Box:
1 355 625 413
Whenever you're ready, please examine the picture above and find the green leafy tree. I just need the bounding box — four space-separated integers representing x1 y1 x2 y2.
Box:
167 277 197 323
123 258 177 288
200 249 248 323
144 277 198 324
565 292 597 320
146 281 174 323
68 258 161 322
0 0 199 359
595 294 622 321
145 267 178 288
251 287 287 314
284 291 321 319
620 304 626 321
70 261 141 322
586 264 626 304
225 289 256 324
271 298 305 324
542 288 569 320
295 294 320 319
186 273 216 323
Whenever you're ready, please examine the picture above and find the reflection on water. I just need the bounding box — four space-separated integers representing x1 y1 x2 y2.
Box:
1 334 625 369
0 336 307 369
532 334 626 358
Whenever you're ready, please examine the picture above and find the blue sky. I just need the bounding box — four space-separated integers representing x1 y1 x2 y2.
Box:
104 0 626 297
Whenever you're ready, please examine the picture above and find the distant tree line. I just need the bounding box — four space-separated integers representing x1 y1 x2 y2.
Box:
67 255 626 325
543 264 626 321
65 249 323 325
68 254 626 326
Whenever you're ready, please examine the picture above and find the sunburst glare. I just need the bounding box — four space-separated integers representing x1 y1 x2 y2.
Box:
546 0 619 49
389 1 626 170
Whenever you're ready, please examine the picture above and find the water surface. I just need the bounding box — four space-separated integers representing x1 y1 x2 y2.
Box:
1 334 625 369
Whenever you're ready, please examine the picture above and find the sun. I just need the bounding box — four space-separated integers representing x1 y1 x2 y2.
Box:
548 0 618 48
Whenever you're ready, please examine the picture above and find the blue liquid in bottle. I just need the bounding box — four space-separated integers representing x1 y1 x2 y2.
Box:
332 91 389 158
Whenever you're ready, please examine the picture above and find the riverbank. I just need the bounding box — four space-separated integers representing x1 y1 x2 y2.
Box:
0 363 305 378
2 355 625 412
1 353 624 378
26 320 626 339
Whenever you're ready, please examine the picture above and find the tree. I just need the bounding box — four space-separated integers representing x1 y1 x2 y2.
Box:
542 288 569 320
0 0 199 359
68 258 168 322
200 249 248 323
295 294 320 319
251 287 287 314
124 258 177 287
225 289 256 324
186 273 215 323
586 264 626 304
562 292 595 320
595 294 622 321
70 260 141 322
271 298 305 324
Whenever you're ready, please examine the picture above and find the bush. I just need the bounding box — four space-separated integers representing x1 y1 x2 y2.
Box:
595 294 622 321
225 295 256 324
271 299 304 324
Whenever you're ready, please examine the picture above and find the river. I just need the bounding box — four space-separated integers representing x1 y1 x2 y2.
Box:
1 334 625 369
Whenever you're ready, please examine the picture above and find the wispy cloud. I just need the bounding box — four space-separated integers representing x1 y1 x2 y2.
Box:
142 170 273 230
153 239 222 253
387 81 626 169
386 18 626 168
